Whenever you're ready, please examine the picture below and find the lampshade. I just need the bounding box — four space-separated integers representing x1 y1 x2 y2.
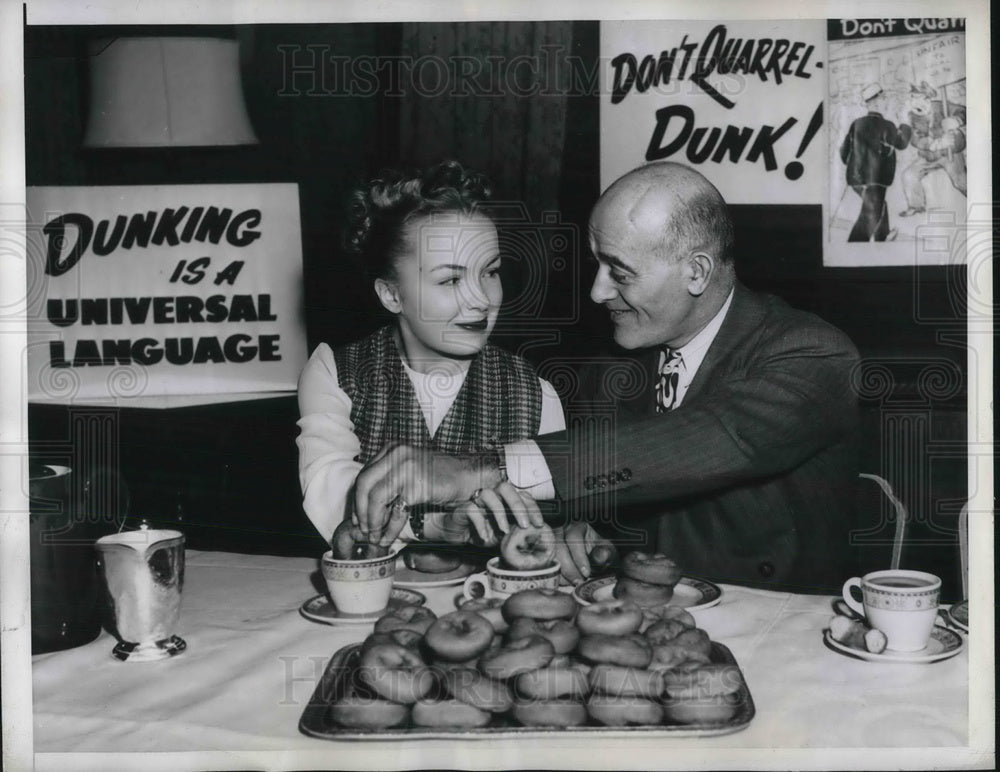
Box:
83 37 259 148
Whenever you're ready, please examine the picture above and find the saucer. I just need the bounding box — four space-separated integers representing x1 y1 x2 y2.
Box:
945 600 968 632
299 588 426 626
572 575 723 612
393 560 478 589
823 625 965 664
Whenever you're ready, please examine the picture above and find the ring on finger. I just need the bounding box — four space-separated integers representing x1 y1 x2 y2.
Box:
389 494 410 511
469 488 484 505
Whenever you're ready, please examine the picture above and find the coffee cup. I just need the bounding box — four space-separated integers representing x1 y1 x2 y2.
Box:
842 569 941 652
462 556 561 601
321 549 397 615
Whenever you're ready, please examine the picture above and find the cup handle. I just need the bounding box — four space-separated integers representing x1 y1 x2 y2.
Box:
842 577 865 617
463 572 491 601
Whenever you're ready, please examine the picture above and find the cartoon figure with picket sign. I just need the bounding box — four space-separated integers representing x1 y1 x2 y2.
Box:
899 82 967 216
839 82 912 242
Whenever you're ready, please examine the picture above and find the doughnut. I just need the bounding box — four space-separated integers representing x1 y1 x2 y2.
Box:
329 695 409 728
511 698 588 727
613 576 675 607
424 611 495 662
500 524 556 570
644 604 696 628
621 552 682 586
576 633 652 668
358 643 434 704
576 598 643 636
647 628 712 672
506 617 580 655
585 694 664 726
403 546 462 573
643 618 690 646
330 520 390 560
663 693 741 724
411 698 491 728
373 604 437 636
478 634 555 680
661 663 743 700
460 596 509 633
361 629 423 654
442 667 514 712
502 589 577 622
587 664 663 699
516 664 590 700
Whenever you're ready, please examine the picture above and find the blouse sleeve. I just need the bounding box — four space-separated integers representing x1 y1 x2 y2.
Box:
295 343 363 543
537 377 566 435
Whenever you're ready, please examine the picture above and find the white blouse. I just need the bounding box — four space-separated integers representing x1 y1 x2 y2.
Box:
296 342 566 542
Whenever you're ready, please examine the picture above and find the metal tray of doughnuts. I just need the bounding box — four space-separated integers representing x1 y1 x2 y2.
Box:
298 641 755 740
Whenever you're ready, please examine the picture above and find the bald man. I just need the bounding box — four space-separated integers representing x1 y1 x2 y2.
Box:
353 162 861 593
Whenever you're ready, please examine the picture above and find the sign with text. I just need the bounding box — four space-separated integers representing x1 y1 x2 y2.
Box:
26 183 307 401
600 20 826 203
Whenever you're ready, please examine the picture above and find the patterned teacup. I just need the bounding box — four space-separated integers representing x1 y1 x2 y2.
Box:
842 569 941 651
463 556 561 601
322 549 397 615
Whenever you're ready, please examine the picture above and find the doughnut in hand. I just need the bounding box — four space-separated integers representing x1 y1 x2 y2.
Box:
500 524 556 570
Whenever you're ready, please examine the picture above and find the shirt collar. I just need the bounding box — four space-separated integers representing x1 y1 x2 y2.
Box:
674 288 734 371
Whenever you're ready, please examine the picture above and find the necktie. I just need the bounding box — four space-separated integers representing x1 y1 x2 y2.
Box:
655 347 684 413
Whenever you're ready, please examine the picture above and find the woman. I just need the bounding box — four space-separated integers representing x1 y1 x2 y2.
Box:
296 161 564 553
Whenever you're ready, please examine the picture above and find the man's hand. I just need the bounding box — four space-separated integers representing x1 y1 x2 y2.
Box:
356 444 529 544
552 521 614 585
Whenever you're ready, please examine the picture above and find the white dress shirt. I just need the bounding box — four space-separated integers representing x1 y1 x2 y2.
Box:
296 342 566 542
506 288 734 496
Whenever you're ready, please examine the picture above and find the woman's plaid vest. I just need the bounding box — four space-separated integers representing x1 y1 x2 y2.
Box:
334 326 542 463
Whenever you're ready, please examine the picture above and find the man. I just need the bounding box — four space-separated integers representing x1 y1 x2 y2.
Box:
839 82 912 241
899 82 967 216
353 162 861 593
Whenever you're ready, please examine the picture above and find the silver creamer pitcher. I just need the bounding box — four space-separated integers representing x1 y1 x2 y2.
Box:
95 528 187 662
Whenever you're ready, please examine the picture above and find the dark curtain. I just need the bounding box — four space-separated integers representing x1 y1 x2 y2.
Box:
398 21 573 219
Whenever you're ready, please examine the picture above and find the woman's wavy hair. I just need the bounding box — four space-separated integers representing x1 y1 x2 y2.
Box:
342 160 493 281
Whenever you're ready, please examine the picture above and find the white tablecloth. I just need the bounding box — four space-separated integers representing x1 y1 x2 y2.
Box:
31 551 976 769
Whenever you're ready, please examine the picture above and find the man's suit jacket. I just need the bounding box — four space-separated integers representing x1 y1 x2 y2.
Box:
537 283 861 593
839 111 912 187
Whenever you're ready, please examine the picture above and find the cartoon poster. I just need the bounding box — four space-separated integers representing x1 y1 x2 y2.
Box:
600 20 826 204
825 18 967 266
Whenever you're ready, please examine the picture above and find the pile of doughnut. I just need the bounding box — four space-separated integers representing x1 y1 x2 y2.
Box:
328 554 746 732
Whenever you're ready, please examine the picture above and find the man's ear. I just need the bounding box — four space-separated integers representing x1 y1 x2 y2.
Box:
374 278 402 314
685 251 715 296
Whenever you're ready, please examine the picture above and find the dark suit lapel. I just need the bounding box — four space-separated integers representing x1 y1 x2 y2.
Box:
684 282 766 402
